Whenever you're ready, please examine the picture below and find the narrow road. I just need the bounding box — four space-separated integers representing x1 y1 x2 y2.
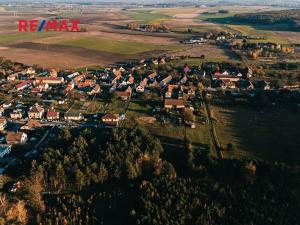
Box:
203 95 223 159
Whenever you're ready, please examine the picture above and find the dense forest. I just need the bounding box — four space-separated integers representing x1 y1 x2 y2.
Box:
1 126 300 224
235 9 300 29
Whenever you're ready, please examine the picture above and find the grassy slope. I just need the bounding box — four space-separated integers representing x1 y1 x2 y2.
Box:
213 105 300 164
225 25 289 44
59 37 176 55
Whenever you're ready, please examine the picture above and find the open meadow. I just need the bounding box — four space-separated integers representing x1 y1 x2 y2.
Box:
212 105 300 164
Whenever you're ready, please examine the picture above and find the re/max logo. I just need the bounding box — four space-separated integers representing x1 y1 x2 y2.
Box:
18 19 80 32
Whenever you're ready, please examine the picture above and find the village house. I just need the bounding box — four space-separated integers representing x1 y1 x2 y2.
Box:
50 69 58 77
77 79 95 89
0 118 7 131
88 84 101 96
31 82 49 93
213 72 240 82
10 109 23 120
25 67 36 75
160 75 172 87
64 112 83 121
67 72 80 79
111 72 122 84
136 85 145 93
64 82 75 95
2 101 12 109
184 87 196 98
47 111 60 121
136 78 148 93
35 77 64 85
102 114 120 127
180 76 188 84
16 80 31 91
6 132 28 145
28 105 45 119
116 86 132 100
73 74 86 83
165 85 183 99
221 79 236 89
126 76 134 85
164 99 185 109
7 73 19 81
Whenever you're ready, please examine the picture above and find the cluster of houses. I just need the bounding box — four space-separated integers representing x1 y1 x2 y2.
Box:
0 53 299 151
211 69 271 91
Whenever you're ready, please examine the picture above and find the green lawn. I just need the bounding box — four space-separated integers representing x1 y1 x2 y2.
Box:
0 32 55 43
127 100 153 118
59 37 176 55
145 122 211 154
86 100 107 114
107 100 129 114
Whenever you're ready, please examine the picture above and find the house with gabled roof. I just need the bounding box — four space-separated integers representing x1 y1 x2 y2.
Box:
164 99 185 109
35 77 64 85
10 110 23 120
88 84 101 96
116 86 132 100
28 105 45 119
64 112 83 121
16 80 31 91
7 73 19 81
102 114 119 127
47 111 60 121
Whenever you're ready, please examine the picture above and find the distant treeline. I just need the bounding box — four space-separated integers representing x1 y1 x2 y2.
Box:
234 9 300 29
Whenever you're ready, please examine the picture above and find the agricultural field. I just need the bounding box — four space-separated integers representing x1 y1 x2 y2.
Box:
0 32 56 43
212 105 300 164
170 45 240 62
0 4 297 69
58 37 176 55
126 10 172 24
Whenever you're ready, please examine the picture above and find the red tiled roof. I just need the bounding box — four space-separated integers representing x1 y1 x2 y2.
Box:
47 111 59 118
102 114 119 120
164 99 185 106
116 91 130 97
16 80 31 89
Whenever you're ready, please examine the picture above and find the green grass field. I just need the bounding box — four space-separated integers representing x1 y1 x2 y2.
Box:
59 37 176 55
0 32 55 43
127 100 152 118
213 105 300 164
127 11 172 24
225 25 289 44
